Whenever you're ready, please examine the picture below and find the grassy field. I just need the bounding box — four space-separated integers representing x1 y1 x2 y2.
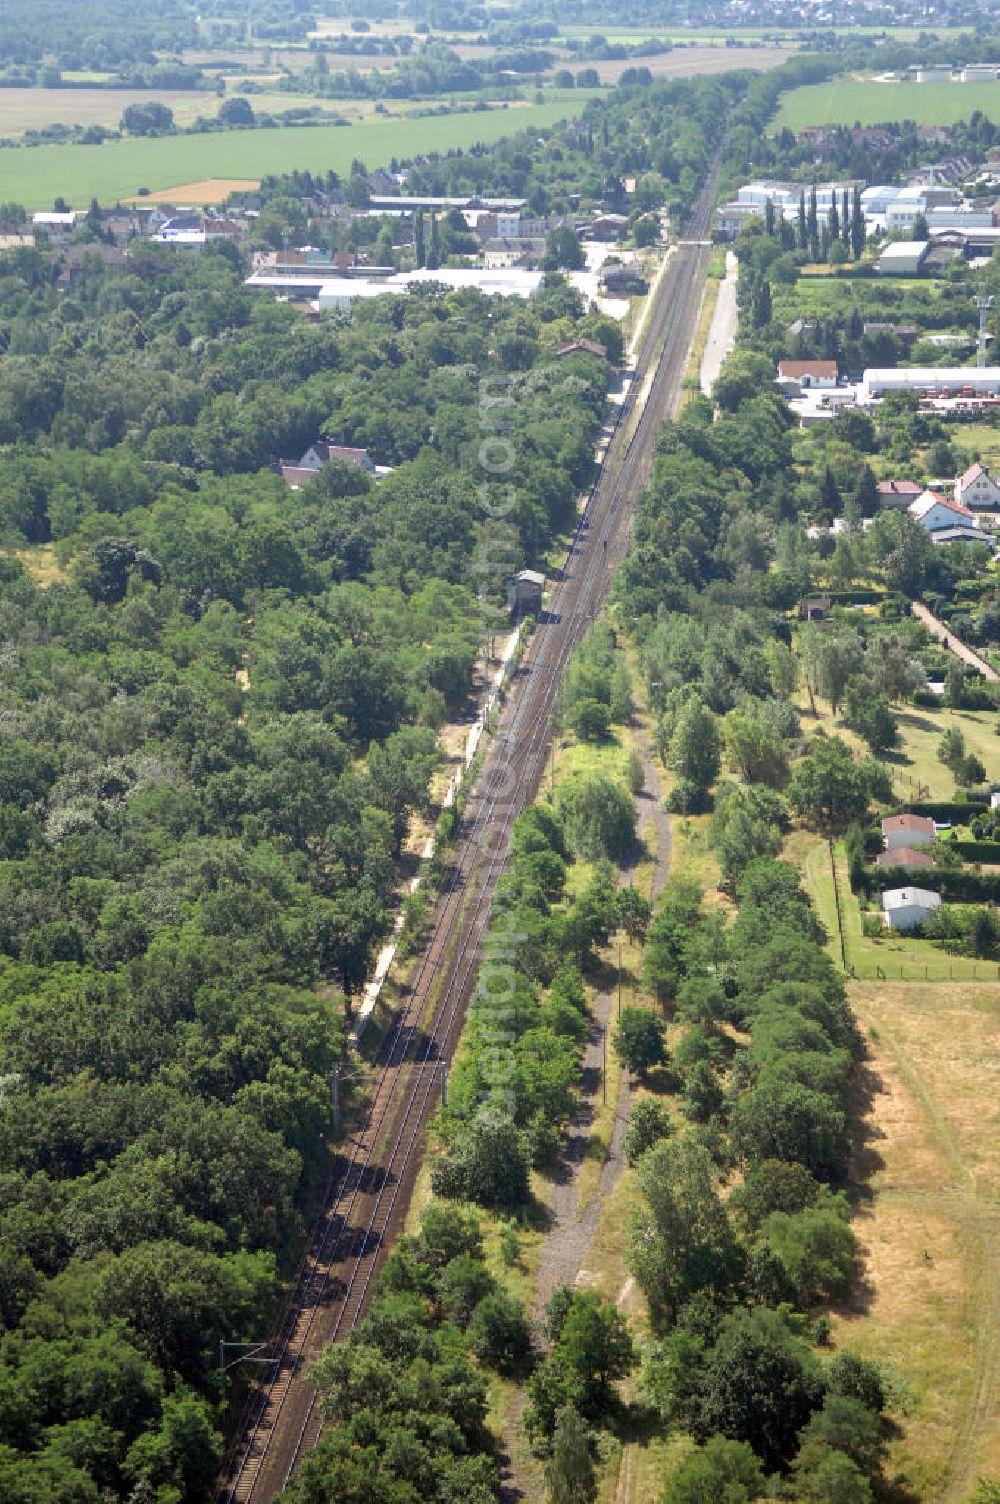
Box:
775 78 1000 130
583 45 788 85
0 92 594 208
956 421 1000 466
833 980 1000 1501
0 86 223 136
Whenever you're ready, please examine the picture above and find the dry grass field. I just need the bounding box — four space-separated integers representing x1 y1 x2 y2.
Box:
835 982 1000 1502
126 178 260 204
0 86 221 136
585 43 789 84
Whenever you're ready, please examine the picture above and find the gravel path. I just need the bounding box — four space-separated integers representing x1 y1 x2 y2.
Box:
499 725 670 1502
530 726 670 1317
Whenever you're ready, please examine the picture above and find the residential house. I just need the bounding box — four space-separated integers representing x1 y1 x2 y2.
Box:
54 244 129 292
877 479 923 509
32 211 77 243
881 813 936 851
777 359 839 392
955 461 1000 509
881 886 942 931
909 488 980 534
299 441 376 473
589 213 630 242
876 847 935 871
799 594 832 621
554 338 608 361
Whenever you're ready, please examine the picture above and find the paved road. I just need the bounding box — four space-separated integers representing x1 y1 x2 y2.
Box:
700 250 738 396
912 601 999 681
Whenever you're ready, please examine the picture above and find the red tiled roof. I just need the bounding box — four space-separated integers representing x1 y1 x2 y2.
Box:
875 846 934 868
881 813 936 836
876 479 922 495
910 490 975 521
555 338 608 359
777 359 838 378
958 460 987 488
280 465 317 488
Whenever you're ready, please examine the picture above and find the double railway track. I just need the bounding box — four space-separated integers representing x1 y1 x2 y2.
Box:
217 162 720 1504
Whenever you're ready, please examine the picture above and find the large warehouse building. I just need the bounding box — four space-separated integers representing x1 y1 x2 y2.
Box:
860 367 1000 400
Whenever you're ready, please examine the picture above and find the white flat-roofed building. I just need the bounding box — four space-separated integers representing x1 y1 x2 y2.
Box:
877 240 930 275
861 185 900 215
860 367 1000 400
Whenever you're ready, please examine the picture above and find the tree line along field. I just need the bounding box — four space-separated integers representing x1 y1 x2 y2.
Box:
0 93 593 208
775 78 1000 130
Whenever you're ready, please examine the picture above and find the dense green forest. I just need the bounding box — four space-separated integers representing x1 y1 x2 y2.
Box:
0 243 613 1504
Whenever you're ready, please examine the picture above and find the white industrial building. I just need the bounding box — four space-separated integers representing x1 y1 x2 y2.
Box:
859 367 1000 400
877 240 930 275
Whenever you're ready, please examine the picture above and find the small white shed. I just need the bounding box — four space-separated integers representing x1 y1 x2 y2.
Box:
882 886 942 932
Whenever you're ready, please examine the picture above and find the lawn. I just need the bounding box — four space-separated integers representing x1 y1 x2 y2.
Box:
955 421 1000 466
799 835 1000 984
0 92 594 207
774 78 1000 130
833 980 1000 1501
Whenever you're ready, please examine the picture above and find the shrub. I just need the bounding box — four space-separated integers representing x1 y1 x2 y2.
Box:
468 1291 532 1373
613 1007 667 1076
624 1098 673 1164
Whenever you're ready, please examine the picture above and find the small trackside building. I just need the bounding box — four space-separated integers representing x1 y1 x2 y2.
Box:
882 886 942 932
508 569 544 619
881 813 937 851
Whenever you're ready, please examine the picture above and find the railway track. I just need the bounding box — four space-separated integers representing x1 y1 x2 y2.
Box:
216 160 720 1504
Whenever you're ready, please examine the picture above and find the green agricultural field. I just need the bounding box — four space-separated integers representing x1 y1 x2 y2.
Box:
0 92 595 208
775 78 1000 130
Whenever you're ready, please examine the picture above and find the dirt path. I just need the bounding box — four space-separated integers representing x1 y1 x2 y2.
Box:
531 728 670 1316
912 600 999 682
498 727 670 1502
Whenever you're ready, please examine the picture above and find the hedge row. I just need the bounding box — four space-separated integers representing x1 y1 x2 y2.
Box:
866 865 1000 903
895 800 989 823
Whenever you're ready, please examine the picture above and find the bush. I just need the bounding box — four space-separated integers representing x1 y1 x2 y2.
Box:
624 1098 673 1164
468 1291 532 1373
613 1007 667 1076
555 773 635 861
431 1109 530 1209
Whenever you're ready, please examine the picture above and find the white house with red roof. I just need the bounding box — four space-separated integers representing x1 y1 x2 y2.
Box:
777 358 839 391
955 461 1000 510
908 488 979 535
881 813 936 852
